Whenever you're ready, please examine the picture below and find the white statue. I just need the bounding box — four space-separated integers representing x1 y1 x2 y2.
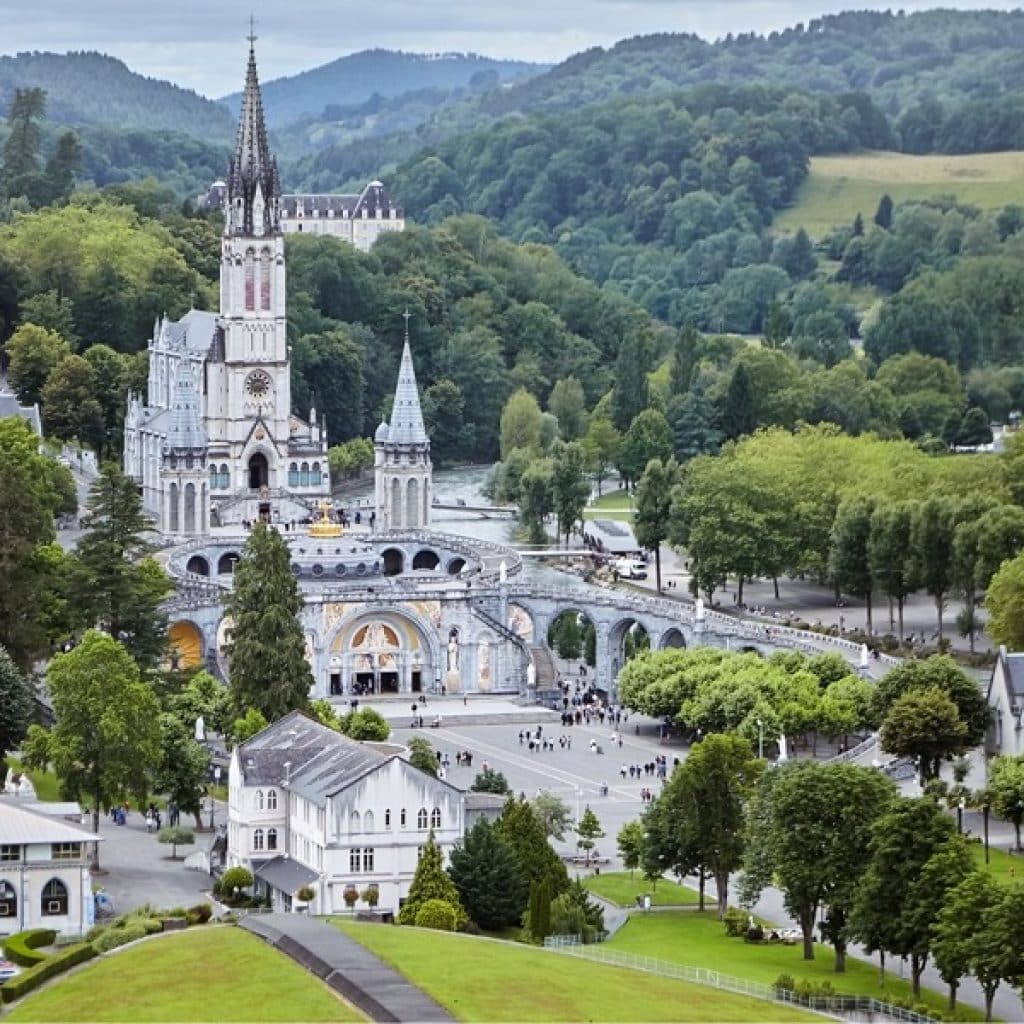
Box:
695 597 706 621
194 715 206 743
777 733 789 763
526 663 536 689
499 560 508 583
447 633 460 671
859 643 870 669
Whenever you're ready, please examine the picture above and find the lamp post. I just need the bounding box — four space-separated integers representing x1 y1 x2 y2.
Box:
957 798 965 835
207 795 215 832
756 718 764 761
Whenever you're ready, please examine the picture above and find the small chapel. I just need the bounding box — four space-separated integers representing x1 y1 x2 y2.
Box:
124 42 331 533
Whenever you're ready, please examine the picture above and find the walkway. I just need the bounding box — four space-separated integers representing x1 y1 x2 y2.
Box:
240 913 453 1022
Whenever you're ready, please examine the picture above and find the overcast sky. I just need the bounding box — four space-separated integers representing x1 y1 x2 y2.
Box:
2 0 1020 98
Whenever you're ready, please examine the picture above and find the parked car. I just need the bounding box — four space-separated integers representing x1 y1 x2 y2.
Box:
614 558 648 580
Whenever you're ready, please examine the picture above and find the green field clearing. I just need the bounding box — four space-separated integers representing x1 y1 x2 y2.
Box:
336 919 817 1021
585 488 632 523
775 150 1024 237
583 870 701 907
606 910 983 1020
5 927 363 1022
969 839 1024 885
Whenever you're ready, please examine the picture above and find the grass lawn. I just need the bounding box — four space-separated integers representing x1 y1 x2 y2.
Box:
606 911 984 1021
3 756 60 802
335 919 816 1022
583 871 700 907
585 488 632 523
970 840 1024 885
5 927 363 1022
774 150 1024 236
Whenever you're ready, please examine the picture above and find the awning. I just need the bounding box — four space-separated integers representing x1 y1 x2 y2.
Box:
254 856 319 894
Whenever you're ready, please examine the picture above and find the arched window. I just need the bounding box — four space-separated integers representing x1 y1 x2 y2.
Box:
385 809 391 827
253 828 264 851
267 828 278 851
260 250 272 310
300 462 310 487
184 482 196 534
400 808 406 827
41 878 68 916
244 258 255 311
266 790 277 810
406 478 419 528
312 462 321 483
430 807 442 829
209 465 218 489
0 879 16 919
288 462 299 487
168 482 179 533
255 790 264 811
351 810 361 832
417 808 428 829
219 464 230 489
363 810 374 832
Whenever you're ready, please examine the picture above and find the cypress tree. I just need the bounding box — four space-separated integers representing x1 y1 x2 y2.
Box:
225 523 312 720
496 797 569 896
398 831 466 927
719 364 757 441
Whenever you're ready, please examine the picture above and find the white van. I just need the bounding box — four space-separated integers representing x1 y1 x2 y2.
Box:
614 558 648 580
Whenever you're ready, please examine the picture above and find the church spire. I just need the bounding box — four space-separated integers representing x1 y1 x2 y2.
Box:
387 311 428 446
226 34 281 237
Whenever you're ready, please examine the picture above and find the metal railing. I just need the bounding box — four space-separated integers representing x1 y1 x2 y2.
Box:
548 945 936 1023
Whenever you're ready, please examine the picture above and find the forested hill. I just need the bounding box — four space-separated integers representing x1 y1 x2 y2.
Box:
0 52 234 140
220 50 546 127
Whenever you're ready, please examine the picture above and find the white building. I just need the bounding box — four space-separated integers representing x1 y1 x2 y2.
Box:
124 44 329 534
227 712 465 914
280 184 405 252
0 801 100 937
986 645 1024 757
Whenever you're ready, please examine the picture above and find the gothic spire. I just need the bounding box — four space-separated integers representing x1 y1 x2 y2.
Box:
387 312 428 446
226 39 280 237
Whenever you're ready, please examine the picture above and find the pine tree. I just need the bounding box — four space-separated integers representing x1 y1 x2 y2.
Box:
669 323 699 395
70 464 170 671
0 646 31 762
496 797 569 896
610 332 651 432
719 364 756 440
448 818 529 929
527 877 552 941
852 212 864 237
2 88 46 194
43 131 80 205
398 831 467 927
225 523 312 720
575 807 605 864
874 194 894 230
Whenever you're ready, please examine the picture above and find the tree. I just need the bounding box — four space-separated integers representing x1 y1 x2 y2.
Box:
617 820 645 878
617 409 672 489
985 552 1024 649
987 755 1024 850
875 194 894 229
517 457 554 545
471 767 510 794
670 323 699 394
527 878 552 942
0 646 31 763
44 130 81 205
575 807 605 864
45 630 161 866
634 457 680 592
848 798 968 996
531 792 572 841
668 734 763 920
225 523 312 721
719 364 756 441
40 355 105 453
880 687 968 781
581 416 620 496
70 464 170 672
499 387 543 459
740 761 895 964
548 377 587 440
158 825 196 860
407 736 438 777
231 708 268 745
447 818 529 929
610 332 651 432
869 503 915 639
496 797 569 896
340 707 390 740
153 713 209 830
911 495 957 642
830 497 876 632
2 87 46 196
550 440 589 546
669 385 722 462
5 323 71 407
398 831 466 928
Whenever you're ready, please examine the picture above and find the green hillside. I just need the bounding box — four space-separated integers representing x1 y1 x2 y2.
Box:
776 150 1024 236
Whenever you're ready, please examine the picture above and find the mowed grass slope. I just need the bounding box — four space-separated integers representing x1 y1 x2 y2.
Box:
775 150 1024 236
607 911 985 1021
336 920 817 1022
583 870 701 907
5 927 363 1022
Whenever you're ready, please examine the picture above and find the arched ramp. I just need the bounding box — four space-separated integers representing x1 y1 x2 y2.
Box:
659 628 687 649
382 548 404 576
169 620 204 669
186 555 209 577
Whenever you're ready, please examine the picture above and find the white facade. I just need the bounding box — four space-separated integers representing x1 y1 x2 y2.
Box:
0 801 99 938
280 183 405 253
227 712 463 914
124 46 329 534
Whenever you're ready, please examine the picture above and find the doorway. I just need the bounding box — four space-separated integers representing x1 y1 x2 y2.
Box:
248 453 269 490
354 672 374 695
329 672 342 696
411 670 422 693
379 672 399 694
258 502 271 523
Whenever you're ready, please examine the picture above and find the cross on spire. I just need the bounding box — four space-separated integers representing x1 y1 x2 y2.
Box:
247 14 258 49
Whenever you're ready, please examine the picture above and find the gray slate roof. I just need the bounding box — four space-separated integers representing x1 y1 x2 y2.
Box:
384 341 428 447
238 711 391 808
161 310 219 356
0 799 102 845
999 649 1024 701
583 518 640 554
166 361 207 451
281 181 402 219
254 855 319 894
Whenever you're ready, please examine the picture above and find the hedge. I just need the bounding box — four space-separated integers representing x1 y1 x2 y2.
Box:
92 923 147 954
0 942 96 1004
3 929 57 967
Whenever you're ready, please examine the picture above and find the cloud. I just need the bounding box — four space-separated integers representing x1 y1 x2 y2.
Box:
0 0 1020 97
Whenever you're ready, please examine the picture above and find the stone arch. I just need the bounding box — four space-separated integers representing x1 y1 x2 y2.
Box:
382 547 404 576
739 645 763 656
608 616 652 678
218 552 240 575
248 452 269 490
547 608 597 669
186 555 210 577
507 603 535 644
169 620 204 669
390 478 401 527
406 478 419 528
447 557 467 575
412 549 439 571
659 627 687 649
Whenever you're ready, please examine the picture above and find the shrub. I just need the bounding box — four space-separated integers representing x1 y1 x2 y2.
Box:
722 907 747 938
297 886 315 904
773 974 796 994
185 911 200 926
92 923 147 954
414 898 457 931
84 924 109 943
3 928 56 967
220 866 253 893
0 943 96 1004
360 886 379 908
132 917 163 935
188 903 213 923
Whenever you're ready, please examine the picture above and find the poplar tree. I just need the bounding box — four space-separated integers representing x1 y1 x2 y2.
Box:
634 456 681 592
225 523 312 720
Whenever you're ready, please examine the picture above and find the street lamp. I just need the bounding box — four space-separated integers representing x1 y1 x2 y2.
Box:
756 719 764 761
207 795 215 832
957 798 965 835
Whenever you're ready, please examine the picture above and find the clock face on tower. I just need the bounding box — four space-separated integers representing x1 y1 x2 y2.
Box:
245 371 272 399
